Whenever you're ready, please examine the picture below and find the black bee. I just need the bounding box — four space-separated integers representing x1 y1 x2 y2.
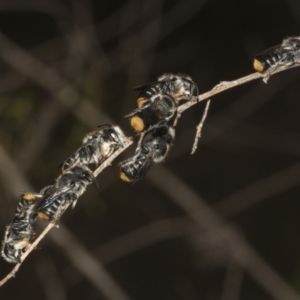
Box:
61 125 124 172
135 73 198 104
36 165 94 222
2 193 37 263
126 73 198 132
254 37 300 73
119 122 175 183
157 73 198 101
126 94 177 132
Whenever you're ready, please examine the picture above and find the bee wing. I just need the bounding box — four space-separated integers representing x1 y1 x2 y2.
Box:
191 81 199 97
135 148 157 179
133 81 161 91
136 159 153 179
256 44 282 56
36 186 71 211
97 124 112 130
124 98 155 118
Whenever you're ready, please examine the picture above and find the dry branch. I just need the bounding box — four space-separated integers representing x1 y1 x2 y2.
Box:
191 99 211 154
0 62 299 288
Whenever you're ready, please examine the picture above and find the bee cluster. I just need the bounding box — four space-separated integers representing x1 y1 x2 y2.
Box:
119 73 198 183
1 73 198 264
1 125 125 263
3 34 297 264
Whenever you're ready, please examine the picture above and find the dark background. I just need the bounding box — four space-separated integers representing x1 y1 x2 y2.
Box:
0 0 300 299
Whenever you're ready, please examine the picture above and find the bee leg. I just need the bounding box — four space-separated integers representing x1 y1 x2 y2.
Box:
161 109 177 126
173 111 181 126
124 108 140 118
262 68 276 83
194 83 199 102
71 200 77 209
93 154 100 166
62 158 80 173
124 101 152 118
137 132 145 149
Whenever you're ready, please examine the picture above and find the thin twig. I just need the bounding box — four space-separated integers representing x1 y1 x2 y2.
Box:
191 99 211 154
0 62 299 287
179 64 300 114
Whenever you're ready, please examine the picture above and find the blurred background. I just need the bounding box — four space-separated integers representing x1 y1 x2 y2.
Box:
1 0 300 299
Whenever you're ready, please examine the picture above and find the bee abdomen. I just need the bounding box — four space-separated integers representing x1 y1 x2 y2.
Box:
254 53 282 72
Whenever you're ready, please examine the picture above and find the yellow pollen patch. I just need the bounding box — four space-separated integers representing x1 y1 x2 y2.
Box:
130 116 144 132
120 172 131 182
253 59 264 72
23 193 36 201
137 97 146 107
37 212 50 221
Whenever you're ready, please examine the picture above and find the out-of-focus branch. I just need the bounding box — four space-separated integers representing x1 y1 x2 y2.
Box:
220 258 244 300
215 161 300 218
147 166 300 300
93 217 195 264
49 225 130 300
0 32 114 128
16 99 66 173
0 0 70 18
36 259 67 300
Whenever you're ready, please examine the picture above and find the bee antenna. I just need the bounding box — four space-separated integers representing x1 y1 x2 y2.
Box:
194 82 199 99
94 177 100 189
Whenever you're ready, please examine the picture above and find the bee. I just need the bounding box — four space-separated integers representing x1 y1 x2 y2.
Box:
62 125 124 172
36 165 94 222
157 73 198 101
126 94 177 132
119 122 175 183
126 73 198 132
254 37 300 74
2 193 37 263
135 73 198 105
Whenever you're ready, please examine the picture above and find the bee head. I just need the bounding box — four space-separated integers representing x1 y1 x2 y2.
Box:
2 244 20 264
107 127 124 147
2 238 29 264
